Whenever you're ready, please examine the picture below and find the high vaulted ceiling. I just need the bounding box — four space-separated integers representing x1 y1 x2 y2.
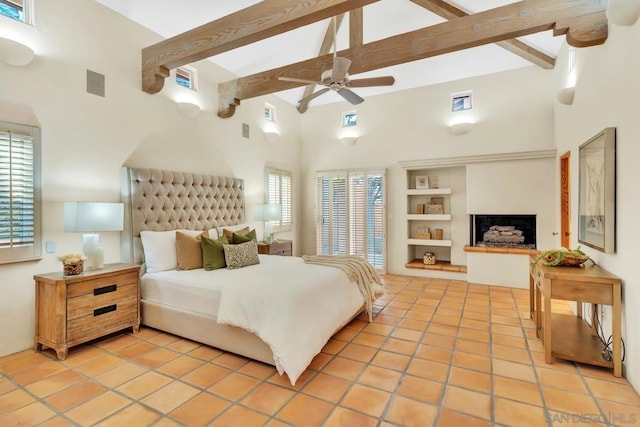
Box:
96 0 606 116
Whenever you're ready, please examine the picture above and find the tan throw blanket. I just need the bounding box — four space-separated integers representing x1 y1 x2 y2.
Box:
302 255 385 321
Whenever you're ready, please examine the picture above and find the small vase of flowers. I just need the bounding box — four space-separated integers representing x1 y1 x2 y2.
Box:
58 252 86 277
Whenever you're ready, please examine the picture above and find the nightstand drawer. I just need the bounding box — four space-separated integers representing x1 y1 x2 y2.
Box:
66 270 139 298
67 297 138 342
67 283 137 320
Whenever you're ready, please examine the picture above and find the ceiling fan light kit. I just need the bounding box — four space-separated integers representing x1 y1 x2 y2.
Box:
278 16 395 108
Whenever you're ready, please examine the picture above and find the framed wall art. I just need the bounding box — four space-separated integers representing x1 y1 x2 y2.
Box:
415 176 429 189
578 127 616 253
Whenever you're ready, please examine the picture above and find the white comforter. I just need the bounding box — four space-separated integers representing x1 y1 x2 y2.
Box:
216 255 364 385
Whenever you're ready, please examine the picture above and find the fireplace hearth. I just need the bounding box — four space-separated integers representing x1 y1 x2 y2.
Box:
470 214 537 249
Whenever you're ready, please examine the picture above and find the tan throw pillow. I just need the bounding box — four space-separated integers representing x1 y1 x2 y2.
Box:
222 226 250 241
176 231 205 270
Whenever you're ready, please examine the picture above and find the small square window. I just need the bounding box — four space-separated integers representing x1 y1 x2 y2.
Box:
264 103 276 121
176 66 197 91
342 111 357 127
451 91 472 112
0 0 32 24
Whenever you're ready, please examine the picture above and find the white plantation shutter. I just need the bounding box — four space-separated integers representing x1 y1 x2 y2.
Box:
265 167 292 231
315 169 385 271
0 122 41 263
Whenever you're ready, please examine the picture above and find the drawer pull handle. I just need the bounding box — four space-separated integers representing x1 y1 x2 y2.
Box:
94 304 117 316
94 284 117 295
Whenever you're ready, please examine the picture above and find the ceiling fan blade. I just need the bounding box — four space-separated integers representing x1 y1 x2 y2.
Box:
331 57 351 82
337 88 364 105
279 76 325 86
299 87 330 104
348 76 395 87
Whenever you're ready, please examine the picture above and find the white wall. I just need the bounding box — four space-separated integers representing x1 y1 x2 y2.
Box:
0 0 301 357
299 66 556 277
553 21 640 393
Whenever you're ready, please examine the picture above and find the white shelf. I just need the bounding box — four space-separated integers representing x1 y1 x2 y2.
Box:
407 238 452 247
407 188 452 196
407 214 451 221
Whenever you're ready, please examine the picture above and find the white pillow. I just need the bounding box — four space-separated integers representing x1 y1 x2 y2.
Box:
208 228 219 239
140 229 202 273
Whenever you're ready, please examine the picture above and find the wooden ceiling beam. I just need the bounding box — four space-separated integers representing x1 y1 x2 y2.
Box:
141 0 379 94
410 0 556 69
218 0 606 117
349 8 363 47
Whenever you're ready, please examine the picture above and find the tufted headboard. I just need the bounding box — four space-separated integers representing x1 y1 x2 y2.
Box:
120 167 245 266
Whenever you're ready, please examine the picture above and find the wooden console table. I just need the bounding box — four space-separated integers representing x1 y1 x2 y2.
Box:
529 257 622 377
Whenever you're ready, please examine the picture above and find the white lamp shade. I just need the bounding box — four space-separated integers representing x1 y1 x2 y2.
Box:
64 202 124 232
255 204 282 221
340 136 358 146
0 36 35 66
607 0 640 26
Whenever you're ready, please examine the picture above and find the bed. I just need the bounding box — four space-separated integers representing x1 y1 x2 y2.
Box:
120 167 380 384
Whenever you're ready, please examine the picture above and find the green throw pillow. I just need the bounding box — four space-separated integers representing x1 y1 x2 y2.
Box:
232 228 257 244
201 235 229 270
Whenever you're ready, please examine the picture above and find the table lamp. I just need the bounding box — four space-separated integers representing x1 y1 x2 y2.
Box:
64 202 124 270
255 204 281 244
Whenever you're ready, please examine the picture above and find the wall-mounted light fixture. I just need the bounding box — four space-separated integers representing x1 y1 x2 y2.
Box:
0 36 35 66
264 130 280 143
450 122 473 135
607 0 640 26
557 87 576 105
176 101 201 118
339 136 359 146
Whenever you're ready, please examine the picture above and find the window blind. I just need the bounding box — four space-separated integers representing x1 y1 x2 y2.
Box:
315 169 385 271
0 123 41 263
265 167 292 232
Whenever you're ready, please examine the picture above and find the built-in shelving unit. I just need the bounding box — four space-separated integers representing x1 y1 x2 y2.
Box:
403 167 466 276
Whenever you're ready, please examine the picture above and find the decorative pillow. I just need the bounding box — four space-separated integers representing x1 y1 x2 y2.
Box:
207 228 219 239
223 240 260 270
232 229 257 244
140 229 202 273
221 225 250 241
201 234 229 271
176 231 205 270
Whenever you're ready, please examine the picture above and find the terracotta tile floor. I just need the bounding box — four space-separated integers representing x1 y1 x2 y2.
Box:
1 275 639 426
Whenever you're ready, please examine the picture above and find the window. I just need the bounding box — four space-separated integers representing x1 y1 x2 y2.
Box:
0 0 31 24
265 167 292 232
176 66 197 90
264 103 276 121
342 111 357 127
451 91 472 111
0 120 41 263
315 169 385 271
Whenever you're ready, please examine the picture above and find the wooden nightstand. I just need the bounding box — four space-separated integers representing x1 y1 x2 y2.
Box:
34 263 141 360
257 240 292 256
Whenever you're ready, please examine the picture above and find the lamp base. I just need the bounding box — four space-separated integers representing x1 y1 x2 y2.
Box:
82 234 104 270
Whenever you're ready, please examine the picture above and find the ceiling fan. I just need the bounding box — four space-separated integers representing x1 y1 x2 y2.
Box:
278 17 395 106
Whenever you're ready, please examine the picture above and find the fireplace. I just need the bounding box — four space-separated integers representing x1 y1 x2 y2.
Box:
470 214 537 249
